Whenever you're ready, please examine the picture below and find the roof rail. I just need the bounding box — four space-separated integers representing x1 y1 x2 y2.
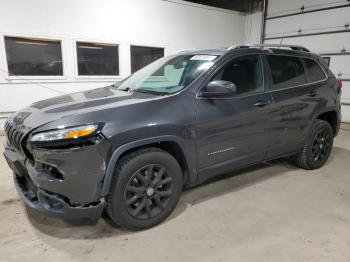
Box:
176 48 197 53
227 44 310 52
227 44 246 50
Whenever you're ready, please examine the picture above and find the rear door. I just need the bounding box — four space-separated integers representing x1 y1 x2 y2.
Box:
264 54 324 158
195 54 273 181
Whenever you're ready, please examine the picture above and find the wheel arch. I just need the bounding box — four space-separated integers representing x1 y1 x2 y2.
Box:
101 136 196 197
314 108 340 136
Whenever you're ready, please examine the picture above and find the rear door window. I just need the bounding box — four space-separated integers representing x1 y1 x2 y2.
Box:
267 55 307 90
302 58 327 82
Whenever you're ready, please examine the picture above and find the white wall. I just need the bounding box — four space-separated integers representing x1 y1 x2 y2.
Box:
264 0 350 122
0 0 246 116
244 11 263 44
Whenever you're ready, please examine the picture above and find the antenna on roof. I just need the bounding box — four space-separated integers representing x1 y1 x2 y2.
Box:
278 37 284 49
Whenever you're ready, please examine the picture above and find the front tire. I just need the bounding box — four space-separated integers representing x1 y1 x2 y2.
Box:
106 148 183 230
295 119 334 170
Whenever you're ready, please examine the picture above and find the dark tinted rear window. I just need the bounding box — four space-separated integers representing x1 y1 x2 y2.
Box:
267 55 307 90
303 58 326 82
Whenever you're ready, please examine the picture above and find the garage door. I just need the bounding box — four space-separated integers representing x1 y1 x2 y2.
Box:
262 0 350 123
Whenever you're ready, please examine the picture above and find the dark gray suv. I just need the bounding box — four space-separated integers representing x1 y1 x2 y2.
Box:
3 44 342 230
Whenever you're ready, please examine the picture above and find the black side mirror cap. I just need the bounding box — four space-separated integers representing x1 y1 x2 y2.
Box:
198 80 237 98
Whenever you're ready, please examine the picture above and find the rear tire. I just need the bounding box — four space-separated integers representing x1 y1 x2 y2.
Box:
294 119 334 170
106 148 183 230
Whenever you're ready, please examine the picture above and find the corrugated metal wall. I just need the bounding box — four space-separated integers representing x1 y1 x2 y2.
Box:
262 0 350 122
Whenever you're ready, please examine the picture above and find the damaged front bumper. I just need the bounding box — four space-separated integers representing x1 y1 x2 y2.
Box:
3 138 110 220
13 173 105 220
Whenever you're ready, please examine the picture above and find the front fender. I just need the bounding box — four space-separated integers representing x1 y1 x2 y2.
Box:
100 135 196 197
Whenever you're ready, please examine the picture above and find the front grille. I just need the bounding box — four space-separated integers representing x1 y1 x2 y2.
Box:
4 119 25 153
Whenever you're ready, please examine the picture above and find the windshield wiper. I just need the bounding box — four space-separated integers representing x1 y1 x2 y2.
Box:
134 89 168 96
118 87 133 92
165 85 181 90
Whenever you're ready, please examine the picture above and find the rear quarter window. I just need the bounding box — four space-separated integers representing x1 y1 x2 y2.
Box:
302 58 327 82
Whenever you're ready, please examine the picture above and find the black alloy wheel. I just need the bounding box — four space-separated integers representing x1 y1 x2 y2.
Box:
124 164 173 219
311 128 332 164
294 119 334 170
106 148 183 230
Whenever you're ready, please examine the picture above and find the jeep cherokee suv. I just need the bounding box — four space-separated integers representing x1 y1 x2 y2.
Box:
3 44 342 230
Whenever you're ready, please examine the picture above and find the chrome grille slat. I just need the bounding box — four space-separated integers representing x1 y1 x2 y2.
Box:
4 119 24 153
4 120 10 133
17 135 22 149
13 131 20 149
18 133 24 145
9 127 15 141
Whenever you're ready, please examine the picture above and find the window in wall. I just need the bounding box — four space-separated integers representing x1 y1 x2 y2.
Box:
267 55 307 90
131 46 164 73
76 42 119 76
212 55 263 96
4 36 63 76
303 58 327 82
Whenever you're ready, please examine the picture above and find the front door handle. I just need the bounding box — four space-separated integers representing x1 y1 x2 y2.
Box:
254 100 270 107
307 90 318 97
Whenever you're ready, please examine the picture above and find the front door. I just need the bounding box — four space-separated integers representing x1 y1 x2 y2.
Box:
195 54 273 182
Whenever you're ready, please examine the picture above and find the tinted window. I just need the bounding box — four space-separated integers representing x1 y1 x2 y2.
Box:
267 55 307 90
212 55 263 95
4 36 63 76
131 46 164 73
77 42 119 75
303 58 327 82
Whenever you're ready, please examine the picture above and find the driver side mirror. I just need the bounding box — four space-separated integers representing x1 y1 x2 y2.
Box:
198 80 237 98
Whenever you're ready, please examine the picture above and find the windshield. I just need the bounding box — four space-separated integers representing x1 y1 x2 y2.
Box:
116 54 218 94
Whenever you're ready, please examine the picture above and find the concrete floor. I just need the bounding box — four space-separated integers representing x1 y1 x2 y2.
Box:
1 125 350 262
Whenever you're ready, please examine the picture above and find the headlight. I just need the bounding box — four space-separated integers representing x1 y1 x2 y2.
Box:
30 124 99 142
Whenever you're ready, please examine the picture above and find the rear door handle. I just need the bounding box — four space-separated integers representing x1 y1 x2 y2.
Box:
307 90 318 97
253 100 270 107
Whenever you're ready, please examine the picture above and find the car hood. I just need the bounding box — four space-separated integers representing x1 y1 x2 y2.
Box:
9 86 160 134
